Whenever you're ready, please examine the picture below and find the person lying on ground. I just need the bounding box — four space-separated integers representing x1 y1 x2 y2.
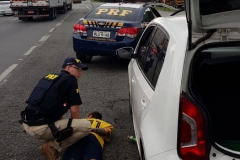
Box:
64 111 113 160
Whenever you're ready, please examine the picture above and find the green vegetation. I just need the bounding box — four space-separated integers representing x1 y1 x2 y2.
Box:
154 6 175 12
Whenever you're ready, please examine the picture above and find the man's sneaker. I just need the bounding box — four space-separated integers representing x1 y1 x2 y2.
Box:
39 141 58 160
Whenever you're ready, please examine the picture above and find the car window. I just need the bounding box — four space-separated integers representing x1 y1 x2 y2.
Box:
85 6 139 21
142 8 155 22
136 26 156 68
137 26 169 88
151 37 168 87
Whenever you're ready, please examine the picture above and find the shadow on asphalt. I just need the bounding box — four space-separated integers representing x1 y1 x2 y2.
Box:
86 56 131 71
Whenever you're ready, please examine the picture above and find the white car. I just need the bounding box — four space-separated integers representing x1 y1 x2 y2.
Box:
0 0 13 16
118 0 240 159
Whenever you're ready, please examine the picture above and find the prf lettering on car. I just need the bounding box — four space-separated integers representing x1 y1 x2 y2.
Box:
45 74 58 80
95 9 132 16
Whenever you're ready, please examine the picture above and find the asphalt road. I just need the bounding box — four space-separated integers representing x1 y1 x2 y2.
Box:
0 2 173 160
0 9 69 74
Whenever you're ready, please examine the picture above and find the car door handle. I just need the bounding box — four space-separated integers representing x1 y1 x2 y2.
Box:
132 78 135 85
141 98 146 109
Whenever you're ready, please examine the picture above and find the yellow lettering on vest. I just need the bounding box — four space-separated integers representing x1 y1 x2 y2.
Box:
107 9 119 15
45 74 58 80
95 9 108 15
119 10 132 16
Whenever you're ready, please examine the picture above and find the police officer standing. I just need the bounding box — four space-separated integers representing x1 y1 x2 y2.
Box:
21 57 92 160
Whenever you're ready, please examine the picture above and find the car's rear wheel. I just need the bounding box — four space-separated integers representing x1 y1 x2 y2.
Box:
76 52 92 63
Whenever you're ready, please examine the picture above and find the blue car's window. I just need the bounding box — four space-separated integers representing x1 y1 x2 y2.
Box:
85 6 139 21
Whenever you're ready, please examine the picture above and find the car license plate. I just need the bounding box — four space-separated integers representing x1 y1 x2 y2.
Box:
28 11 34 14
93 31 110 38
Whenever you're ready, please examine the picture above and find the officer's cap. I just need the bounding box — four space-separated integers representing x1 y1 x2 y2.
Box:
62 57 88 70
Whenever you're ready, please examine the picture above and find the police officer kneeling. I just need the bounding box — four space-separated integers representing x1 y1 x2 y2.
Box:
20 57 92 160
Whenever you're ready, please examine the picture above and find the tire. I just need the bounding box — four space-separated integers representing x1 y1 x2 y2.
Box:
76 52 92 63
63 4 67 14
49 8 54 20
53 8 57 19
69 3 72 10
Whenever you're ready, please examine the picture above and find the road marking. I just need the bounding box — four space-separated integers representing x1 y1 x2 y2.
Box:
39 34 51 42
11 18 18 21
44 35 50 41
49 28 55 33
39 35 47 42
0 64 18 84
56 22 62 26
83 4 91 10
24 46 37 56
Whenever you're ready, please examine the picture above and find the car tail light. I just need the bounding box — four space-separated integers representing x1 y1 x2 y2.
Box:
178 95 207 160
117 28 128 36
73 23 86 34
117 27 139 38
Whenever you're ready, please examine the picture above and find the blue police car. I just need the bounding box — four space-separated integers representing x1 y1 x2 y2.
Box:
72 3 161 62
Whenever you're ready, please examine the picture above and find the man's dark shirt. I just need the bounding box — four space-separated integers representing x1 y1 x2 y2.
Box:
55 70 82 120
26 70 82 121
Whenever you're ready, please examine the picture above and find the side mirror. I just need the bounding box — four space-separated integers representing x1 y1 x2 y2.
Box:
141 22 149 29
116 47 134 59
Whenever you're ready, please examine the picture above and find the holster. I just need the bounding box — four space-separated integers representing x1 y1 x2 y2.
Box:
56 118 73 143
20 109 73 145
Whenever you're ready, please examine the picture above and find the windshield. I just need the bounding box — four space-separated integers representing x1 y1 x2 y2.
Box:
200 0 240 15
85 6 139 21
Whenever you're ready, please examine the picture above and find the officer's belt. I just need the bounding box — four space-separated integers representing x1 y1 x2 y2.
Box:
24 118 49 126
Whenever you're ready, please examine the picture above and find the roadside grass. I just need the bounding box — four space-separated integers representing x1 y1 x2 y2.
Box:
154 6 176 12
